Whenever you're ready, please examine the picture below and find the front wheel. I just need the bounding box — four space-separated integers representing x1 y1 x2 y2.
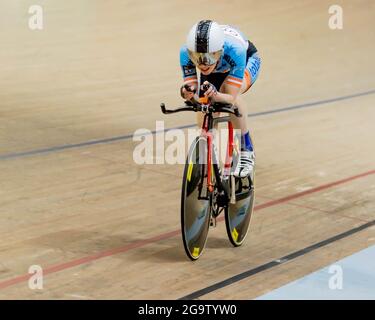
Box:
181 136 212 260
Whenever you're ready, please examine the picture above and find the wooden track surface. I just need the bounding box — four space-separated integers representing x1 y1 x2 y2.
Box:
0 0 374 299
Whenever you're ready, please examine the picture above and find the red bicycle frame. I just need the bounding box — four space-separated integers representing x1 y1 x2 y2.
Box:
200 99 235 193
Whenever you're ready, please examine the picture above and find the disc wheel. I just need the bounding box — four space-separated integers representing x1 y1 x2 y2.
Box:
225 174 255 247
181 136 212 260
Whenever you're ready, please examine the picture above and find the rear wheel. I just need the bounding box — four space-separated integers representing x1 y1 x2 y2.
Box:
181 136 212 260
225 174 255 247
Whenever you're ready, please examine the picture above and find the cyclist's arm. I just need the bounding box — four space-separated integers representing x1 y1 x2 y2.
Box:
209 83 240 104
206 47 247 104
180 46 198 93
204 67 245 104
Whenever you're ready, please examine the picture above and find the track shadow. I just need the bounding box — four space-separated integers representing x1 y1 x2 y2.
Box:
24 227 233 265
150 244 188 262
205 235 232 249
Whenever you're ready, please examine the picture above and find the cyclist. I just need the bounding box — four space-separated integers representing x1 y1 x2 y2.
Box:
180 20 261 178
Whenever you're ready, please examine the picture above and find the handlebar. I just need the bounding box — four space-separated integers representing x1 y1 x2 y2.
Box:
160 100 242 117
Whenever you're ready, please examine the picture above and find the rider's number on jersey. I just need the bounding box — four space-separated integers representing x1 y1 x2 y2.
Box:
221 25 248 47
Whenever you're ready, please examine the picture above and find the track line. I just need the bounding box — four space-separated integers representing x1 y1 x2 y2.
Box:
255 170 375 210
0 230 180 290
0 169 373 291
1 89 374 160
179 219 375 300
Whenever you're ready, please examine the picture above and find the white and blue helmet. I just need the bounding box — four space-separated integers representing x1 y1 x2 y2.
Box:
186 20 224 66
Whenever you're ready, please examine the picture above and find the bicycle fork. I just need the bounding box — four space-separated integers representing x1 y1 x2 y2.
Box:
204 118 237 226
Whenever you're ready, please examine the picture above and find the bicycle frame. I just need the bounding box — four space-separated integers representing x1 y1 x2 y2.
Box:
199 99 235 201
160 98 241 204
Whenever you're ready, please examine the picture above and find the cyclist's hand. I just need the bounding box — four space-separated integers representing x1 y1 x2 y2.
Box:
202 81 218 99
180 84 196 100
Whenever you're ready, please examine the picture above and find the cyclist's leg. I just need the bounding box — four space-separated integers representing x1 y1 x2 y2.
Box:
224 52 261 140
242 52 261 94
217 53 261 130
220 53 261 177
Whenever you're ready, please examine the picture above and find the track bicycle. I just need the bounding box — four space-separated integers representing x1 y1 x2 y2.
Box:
160 91 255 260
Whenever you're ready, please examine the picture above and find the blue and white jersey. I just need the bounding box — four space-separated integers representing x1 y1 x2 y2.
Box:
180 25 257 89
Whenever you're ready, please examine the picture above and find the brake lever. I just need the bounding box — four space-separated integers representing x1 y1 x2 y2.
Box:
161 103 186 114
160 103 167 114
